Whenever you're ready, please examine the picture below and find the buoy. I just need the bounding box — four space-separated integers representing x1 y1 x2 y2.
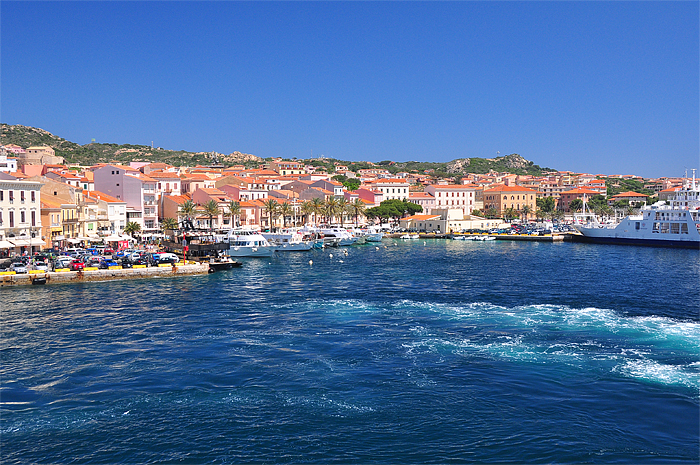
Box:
339 260 344 263
375 247 379 250
309 260 313 265
329 253 333 258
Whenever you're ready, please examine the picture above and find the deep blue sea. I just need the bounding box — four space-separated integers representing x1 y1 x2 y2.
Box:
2 239 699 463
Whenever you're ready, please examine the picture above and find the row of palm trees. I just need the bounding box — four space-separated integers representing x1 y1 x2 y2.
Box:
162 197 367 232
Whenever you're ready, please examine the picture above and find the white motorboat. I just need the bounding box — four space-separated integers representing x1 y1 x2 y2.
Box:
227 228 276 257
262 229 314 252
573 171 700 249
400 234 420 239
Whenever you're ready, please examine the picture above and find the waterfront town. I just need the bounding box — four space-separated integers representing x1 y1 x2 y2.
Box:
0 142 692 260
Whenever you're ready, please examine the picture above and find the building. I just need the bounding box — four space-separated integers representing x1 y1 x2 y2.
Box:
408 192 436 215
269 160 306 176
559 188 599 213
482 184 537 219
608 191 648 206
0 172 44 254
363 178 410 201
425 184 478 216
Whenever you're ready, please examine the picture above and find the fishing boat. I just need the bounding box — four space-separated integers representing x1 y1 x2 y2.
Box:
573 170 700 248
227 228 276 257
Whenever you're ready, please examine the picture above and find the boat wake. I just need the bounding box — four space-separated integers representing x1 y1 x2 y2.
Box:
289 299 700 391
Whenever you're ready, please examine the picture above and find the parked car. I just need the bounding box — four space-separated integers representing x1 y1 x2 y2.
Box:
9 262 28 274
54 257 73 269
69 259 85 271
32 260 49 272
150 252 178 265
98 259 119 269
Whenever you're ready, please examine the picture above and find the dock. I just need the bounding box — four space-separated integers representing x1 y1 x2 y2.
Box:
0 263 209 287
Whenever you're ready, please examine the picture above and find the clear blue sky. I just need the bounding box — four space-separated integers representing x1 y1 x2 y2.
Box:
2 1 698 178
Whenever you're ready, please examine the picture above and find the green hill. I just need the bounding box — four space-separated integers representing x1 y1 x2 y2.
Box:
2 123 554 176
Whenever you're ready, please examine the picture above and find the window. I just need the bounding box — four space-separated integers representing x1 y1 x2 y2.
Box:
0 191 2 201
31 210 36 226
21 210 25 223
31 191 35 202
10 211 14 227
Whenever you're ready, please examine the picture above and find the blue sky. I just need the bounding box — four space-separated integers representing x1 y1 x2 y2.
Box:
2 1 698 178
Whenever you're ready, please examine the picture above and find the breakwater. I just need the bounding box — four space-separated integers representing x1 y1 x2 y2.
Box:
0 263 209 287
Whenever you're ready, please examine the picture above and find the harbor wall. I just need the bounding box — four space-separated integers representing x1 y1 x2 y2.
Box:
0 264 209 287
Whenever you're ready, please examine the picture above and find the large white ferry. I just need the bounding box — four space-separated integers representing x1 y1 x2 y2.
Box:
573 172 700 249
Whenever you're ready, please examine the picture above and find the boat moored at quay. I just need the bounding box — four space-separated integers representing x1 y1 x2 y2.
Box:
573 172 700 248
227 228 276 257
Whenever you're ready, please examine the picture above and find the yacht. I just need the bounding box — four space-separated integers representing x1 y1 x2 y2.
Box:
573 171 700 248
262 229 314 251
227 228 276 257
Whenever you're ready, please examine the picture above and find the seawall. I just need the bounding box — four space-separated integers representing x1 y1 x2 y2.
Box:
0 263 209 287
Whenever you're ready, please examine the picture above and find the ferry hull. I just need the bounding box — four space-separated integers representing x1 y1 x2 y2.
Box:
573 233 700 249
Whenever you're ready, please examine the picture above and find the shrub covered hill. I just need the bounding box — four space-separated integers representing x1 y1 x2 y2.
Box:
1 123 553 176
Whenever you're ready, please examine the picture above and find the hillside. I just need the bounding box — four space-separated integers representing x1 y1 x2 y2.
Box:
2 123 553 176
0 124 262 167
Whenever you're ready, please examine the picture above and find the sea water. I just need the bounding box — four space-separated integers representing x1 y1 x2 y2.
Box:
1 240 698 463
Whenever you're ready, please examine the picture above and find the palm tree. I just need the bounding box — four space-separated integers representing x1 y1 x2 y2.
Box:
124 221 141 236
520 205 532 222
179 200 197 230
160 217 178 232
350 198 366 226
262 198 279 231
309 197 324 225
278 201 293 229
503 207 518 223
324 197 341 224
204 199 220 231
336 198 349 226
225 200 241 228
301 200 316 226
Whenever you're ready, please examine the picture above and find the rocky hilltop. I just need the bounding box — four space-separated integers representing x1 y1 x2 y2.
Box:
1 123 552 175
0 124 262 167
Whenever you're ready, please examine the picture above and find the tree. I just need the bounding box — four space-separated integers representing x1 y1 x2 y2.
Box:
569 199 583 213
323 197 341 224
124 221 141 236
309 197 324 225
204 199 220 231
503 207 518 222
471 209 485 218
301 200 316 226
160 217 178 232
484 207 498 219
343 178 361 191
336 198 349 226
226 200 241 228
536 196 556 214
179 200 197 230
520 205 532 222
278 201 294 228
262 198 279 231
350 198 366 226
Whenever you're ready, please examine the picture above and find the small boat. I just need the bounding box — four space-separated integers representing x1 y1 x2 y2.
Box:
400 234 420 239
31 275 47 285
208 257 243 272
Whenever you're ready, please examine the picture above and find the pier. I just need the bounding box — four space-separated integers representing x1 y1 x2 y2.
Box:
0 263 209 287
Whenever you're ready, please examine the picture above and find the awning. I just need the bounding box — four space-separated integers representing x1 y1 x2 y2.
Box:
104 235 122 241
53 235 66 241
119 235 134 241
0 240 14 249
29 238 45 246
66 238 81 244
11 239 31 246
77 236 92 241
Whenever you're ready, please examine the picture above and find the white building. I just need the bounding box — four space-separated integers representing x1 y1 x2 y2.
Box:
0 172 44 254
